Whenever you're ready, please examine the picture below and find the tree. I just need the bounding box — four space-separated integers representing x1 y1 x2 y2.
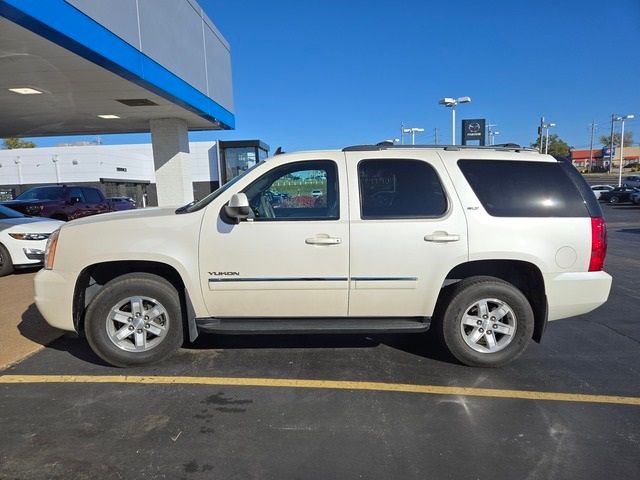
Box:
599 131 633 148
530 134 570 159
2 138 36 149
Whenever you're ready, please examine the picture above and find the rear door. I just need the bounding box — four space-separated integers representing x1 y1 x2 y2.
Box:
345 150 468 317
82 188 109 216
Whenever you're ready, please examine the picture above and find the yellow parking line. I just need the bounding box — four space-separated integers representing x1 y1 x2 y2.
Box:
1 374 639 406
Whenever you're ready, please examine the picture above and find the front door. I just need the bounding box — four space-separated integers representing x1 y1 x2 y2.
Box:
199 154 350 318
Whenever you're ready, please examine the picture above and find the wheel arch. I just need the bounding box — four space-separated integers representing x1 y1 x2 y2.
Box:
73 260 198 341
437 259 547 343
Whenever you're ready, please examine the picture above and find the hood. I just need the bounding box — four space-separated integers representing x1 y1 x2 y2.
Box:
1 199 53 206
66 207 180 227
0 217 63 233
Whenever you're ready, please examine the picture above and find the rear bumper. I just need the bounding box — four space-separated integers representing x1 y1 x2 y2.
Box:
34 268 77 332
544 271 612 321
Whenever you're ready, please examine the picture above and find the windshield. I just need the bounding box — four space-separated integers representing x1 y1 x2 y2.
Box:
176 161 265 214
0 204 26 219
16 187 65 201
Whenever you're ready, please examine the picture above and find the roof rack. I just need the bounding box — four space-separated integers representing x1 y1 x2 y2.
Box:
342 143 538 153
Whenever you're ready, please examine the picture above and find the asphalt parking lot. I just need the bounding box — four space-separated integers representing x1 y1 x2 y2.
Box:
1 203 639 480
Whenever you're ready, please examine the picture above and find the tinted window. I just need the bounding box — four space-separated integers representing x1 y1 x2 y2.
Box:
358 159 447 219
0 205 25 219
68 187 86 203
458 160 589 217
16 187 65 201
243 160 339 221
83 188 103 203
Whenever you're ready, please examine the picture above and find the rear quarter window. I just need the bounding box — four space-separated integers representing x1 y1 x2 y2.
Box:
458 160 589 217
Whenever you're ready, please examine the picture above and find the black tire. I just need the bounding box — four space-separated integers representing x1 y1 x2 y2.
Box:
435 276 534 367
0 243 14 277
85 273 183 367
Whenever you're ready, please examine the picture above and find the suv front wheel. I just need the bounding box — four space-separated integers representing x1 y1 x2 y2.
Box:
436 276 534 367
85 273 183 367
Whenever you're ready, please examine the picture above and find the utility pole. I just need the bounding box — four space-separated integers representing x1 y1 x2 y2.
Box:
400 122 405 145
609 114 616 173
588 120 596 173
433 128 439 145
538 116 545 152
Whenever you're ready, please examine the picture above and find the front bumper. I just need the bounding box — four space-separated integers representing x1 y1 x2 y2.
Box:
34 268 77 332
545 271 613 321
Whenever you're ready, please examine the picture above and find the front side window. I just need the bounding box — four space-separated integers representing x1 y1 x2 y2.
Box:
358 159 447 219
243 160 339 221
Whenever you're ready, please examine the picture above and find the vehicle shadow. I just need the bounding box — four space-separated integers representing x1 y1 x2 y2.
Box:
618 228 640 235
185 330 457 364
18 303 109 367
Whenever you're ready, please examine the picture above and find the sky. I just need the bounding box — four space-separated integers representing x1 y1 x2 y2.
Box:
24 0 640 152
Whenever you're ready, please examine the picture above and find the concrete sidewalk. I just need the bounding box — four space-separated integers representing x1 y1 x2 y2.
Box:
0 271 63 370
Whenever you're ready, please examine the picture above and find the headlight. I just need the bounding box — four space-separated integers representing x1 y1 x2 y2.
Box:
44 229 60 270
8 233 50 241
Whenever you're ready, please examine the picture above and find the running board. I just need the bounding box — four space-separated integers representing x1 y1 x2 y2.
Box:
195 317 430 335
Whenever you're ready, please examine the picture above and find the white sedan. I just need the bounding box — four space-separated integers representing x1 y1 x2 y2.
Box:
590 184 614 199
0 205 63 277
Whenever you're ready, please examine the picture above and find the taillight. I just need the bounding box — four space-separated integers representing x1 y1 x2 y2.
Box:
589 217 607 272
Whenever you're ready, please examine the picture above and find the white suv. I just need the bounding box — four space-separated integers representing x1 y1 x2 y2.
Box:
34 144 612 367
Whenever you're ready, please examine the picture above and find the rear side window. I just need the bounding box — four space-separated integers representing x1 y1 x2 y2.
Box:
458 160 589 217
358 159 447 219
83 188 103 203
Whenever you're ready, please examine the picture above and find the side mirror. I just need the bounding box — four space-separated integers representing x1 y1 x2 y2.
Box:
68 196 82 205
223 193 251 223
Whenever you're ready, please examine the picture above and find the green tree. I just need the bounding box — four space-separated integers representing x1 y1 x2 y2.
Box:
531 134 571 159
2 138 36 149
599 131 633 148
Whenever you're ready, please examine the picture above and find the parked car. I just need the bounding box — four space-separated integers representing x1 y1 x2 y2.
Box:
0 185 110 221
0 205 63 276
35 144 612 368
590 184 614 199
311 189 323 197
599 186 640 204
106 197 137 211
623 175 640 188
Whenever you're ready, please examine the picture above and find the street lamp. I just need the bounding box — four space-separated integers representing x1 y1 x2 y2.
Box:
615 114 635 187
543 123 556 154
403 127 424 145
492 131 500 145
439 96 471 145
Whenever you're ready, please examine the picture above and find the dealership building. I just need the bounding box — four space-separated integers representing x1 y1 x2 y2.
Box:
0 140 270 205
0 0 239 206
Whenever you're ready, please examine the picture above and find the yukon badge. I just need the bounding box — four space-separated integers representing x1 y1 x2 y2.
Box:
208 271 240 276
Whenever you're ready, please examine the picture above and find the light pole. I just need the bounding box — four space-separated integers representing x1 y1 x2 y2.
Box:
492 131 500 145
439 96 471 145
543 123 556 154
615 114 635 187
403 127 424 145
487 123 497 145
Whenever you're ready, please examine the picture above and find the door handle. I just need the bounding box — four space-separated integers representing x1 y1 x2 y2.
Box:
424 231 460 243
305 234 342 245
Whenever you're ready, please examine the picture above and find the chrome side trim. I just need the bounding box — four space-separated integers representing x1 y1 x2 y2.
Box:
351 277 418 281
209 277 349 283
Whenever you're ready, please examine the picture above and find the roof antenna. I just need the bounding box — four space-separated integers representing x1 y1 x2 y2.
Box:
274 146 285 155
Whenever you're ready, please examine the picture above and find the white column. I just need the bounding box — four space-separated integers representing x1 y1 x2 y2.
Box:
150 118 193 206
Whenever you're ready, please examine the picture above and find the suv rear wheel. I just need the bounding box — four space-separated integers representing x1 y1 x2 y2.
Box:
85 273 183 367
436 276 534 367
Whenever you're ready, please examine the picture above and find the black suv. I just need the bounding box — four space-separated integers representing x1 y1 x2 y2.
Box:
0 185 110 221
